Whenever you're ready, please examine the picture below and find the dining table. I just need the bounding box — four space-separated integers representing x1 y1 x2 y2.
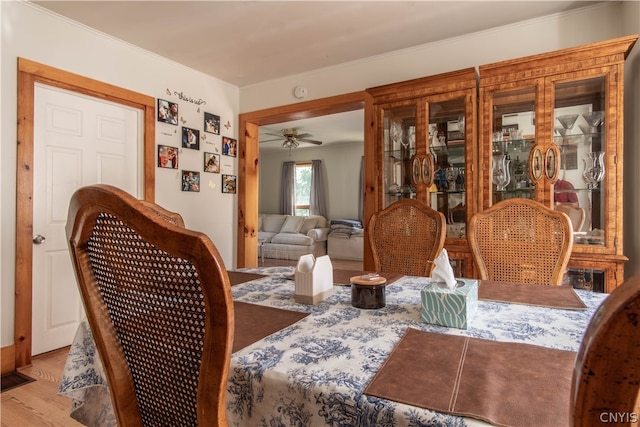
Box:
58 266 607 427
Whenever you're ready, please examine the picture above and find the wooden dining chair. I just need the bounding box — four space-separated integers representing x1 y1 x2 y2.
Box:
368 199 446 276
468 198 573 286
66 184 234 427
555 202 586 232
573 273 640 425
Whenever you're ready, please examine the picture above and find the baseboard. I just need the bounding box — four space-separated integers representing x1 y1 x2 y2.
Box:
1 345 16 375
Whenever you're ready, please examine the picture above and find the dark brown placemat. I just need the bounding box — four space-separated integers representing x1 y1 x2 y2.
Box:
233 301 309 353
364 328 575 427
479 280 587 310
333 269 404 286
228 271 267 286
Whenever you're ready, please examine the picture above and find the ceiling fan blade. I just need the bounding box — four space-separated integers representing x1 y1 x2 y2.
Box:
297 138 323 145
295 133 312 139
260 137 284 143
264 132 285 137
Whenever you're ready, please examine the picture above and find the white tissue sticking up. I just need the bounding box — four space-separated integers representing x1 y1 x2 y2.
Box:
431 248 457 289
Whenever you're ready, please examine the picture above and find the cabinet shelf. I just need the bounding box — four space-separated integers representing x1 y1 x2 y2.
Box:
553 133 602 146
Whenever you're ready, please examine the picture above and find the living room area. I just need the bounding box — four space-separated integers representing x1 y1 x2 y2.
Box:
258 109 365 270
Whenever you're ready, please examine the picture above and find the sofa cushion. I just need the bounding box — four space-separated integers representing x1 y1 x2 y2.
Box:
281 216 305 233
271 233 314 246
300 217 319 234
262 214 288 233
258 231 276 243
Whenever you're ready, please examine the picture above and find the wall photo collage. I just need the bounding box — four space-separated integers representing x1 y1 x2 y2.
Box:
156 94 236 193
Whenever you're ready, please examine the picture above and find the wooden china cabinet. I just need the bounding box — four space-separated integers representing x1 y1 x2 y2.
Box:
366 68 478 277
478 35 638 293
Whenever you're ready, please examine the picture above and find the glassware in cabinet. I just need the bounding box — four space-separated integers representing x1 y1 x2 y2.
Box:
427 96 469 240
486 86 538 205
381 104 416 206
551 76 607 247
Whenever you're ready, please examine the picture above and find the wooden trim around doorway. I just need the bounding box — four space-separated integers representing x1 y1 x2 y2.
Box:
14 58 156 368
237 91 376 269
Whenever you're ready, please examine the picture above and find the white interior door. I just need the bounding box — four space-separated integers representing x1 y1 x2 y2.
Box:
31 83 142 355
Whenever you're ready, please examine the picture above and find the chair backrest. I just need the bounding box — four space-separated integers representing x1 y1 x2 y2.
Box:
367 199 446 276
468 198 573 286
572 274 640 425
555 202 586 232
66 184 234 427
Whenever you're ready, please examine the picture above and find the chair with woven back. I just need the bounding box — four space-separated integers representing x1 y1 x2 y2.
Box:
573 273 640 425
468 198 573 286
66 184 234 427
367 199 446 277
555 202 586 232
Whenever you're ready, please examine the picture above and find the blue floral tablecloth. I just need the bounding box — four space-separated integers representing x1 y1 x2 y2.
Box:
59 266 607 427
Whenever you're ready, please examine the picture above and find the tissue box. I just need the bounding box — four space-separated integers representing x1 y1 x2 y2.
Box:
295 254 334 304
420 279 478 329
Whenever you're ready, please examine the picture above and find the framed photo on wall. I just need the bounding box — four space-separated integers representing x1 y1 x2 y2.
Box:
182 127 200 150
222 136 237 157
157 99 178 125
182 170 200 192
157 145 178 169
204 112 220 135
204 152 220 173
222 174 236 194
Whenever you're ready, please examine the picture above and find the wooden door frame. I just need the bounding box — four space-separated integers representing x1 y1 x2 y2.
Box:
13 58 156 369
237 91 377 269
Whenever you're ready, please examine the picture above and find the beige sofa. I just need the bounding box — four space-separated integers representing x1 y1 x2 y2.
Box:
258 214 330 260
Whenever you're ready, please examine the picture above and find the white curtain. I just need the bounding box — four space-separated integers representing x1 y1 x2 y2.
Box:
280 161 295 215
310 160 328 218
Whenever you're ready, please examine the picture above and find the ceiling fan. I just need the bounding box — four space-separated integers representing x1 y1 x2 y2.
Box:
261 128 323 149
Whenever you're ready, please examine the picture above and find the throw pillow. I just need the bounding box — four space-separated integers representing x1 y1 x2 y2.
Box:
300 217 319 234
281 216 305 233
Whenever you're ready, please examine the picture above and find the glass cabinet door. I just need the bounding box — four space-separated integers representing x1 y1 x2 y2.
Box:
552 76 607 247
428 97 468 240
489 87 538 204
382 104 416 207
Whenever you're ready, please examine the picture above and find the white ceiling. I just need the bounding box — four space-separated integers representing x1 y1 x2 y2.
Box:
31 0 601 151
32 1 600 88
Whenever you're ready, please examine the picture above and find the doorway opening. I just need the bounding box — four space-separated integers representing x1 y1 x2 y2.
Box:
237 91 375 269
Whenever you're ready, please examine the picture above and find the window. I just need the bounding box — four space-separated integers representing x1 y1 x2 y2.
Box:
294 162 312 216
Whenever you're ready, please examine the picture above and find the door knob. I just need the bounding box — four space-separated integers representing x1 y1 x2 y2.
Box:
33 234 46 244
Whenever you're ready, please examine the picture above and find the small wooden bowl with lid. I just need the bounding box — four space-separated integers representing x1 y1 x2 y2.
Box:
350 274 387 309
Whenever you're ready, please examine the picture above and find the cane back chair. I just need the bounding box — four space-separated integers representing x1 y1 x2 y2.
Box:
555 202 586 232
573 273 640 425
66 184 234 427
368 199 446 277
468 198 573 286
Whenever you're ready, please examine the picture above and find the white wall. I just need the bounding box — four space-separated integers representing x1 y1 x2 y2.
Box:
240 3 625 112
1 2 239 347
259 142 364 220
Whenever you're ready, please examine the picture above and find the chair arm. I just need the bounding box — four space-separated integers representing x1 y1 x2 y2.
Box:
307 227 330 241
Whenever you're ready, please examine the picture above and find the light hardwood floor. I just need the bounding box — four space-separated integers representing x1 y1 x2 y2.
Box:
1 258 363 426
2 347 83 427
